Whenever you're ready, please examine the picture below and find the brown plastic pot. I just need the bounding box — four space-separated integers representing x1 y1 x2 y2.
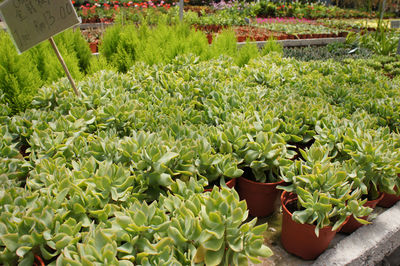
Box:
33 254 45 266
378 175 400 208
237 176 283 217
340 192 384 234
378 192 400 208
280 191 345 260
204 178 236 192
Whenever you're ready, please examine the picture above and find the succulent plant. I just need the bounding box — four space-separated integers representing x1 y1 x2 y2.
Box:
280 142 372 236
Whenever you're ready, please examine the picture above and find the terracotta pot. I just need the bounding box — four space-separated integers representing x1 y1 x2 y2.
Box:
237 176 283 217
281 191 344 260
237 36 246 42
206 34 213 44
204 178 236 192
340 193 384 234
89 42 98 53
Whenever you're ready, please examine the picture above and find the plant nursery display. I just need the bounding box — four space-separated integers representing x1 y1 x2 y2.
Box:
1 47 400 263
1 0 400 261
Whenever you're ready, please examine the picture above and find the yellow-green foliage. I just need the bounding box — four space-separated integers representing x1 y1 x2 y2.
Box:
0 32 42 113
235 41 260 67
209 29 238 58
0 30 92 113
100 22 210 71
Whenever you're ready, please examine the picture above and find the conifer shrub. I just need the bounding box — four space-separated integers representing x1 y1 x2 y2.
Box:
235 41 260 67
261 37 283 56
209 29 238 58
54 29 92 74
0 32 42 113
0 30 91 114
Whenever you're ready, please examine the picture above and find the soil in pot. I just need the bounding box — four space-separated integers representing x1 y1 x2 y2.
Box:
204 178 236 192
237 168 283 217
340 192 384 234
281 191 344 260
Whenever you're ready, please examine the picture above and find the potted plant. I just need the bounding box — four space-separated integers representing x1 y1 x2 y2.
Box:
159 184 273 265
236 131 294 217
340 127 400 232
195 138 243 191
279 143 371 259
378 133 400 207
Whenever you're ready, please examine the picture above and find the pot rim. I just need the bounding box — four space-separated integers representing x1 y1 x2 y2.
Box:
281 191 346 232
240 176 284 186
365 191 384 206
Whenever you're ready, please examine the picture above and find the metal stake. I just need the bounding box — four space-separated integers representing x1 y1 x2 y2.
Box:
179 0 184 21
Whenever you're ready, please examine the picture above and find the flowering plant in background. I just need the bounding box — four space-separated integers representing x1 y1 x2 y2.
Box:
77 0 172 23
256 17 317 25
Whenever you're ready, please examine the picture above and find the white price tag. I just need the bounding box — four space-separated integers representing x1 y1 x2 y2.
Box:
0 0 80 53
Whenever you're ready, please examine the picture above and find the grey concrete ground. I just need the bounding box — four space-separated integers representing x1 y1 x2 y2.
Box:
380 245 400 266
314 202 400 266
249 202 400 266
238 37 347 49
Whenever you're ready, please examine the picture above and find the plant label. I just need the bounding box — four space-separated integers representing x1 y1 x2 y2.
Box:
0 0 80 53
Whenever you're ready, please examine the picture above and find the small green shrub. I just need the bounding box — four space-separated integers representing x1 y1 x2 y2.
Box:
209 29 238 58
261 37 283 56
54 29 93 74
113 25 138 72
0 32 42 113
29 42 83 83
235 41 259 67
99 24 123 64
0 30 91 114
100 22 211 70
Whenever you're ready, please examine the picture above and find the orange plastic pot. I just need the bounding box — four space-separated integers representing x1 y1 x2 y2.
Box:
237 176 283 217
340 193 384 234
204 178 236 192
281 191 345 260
